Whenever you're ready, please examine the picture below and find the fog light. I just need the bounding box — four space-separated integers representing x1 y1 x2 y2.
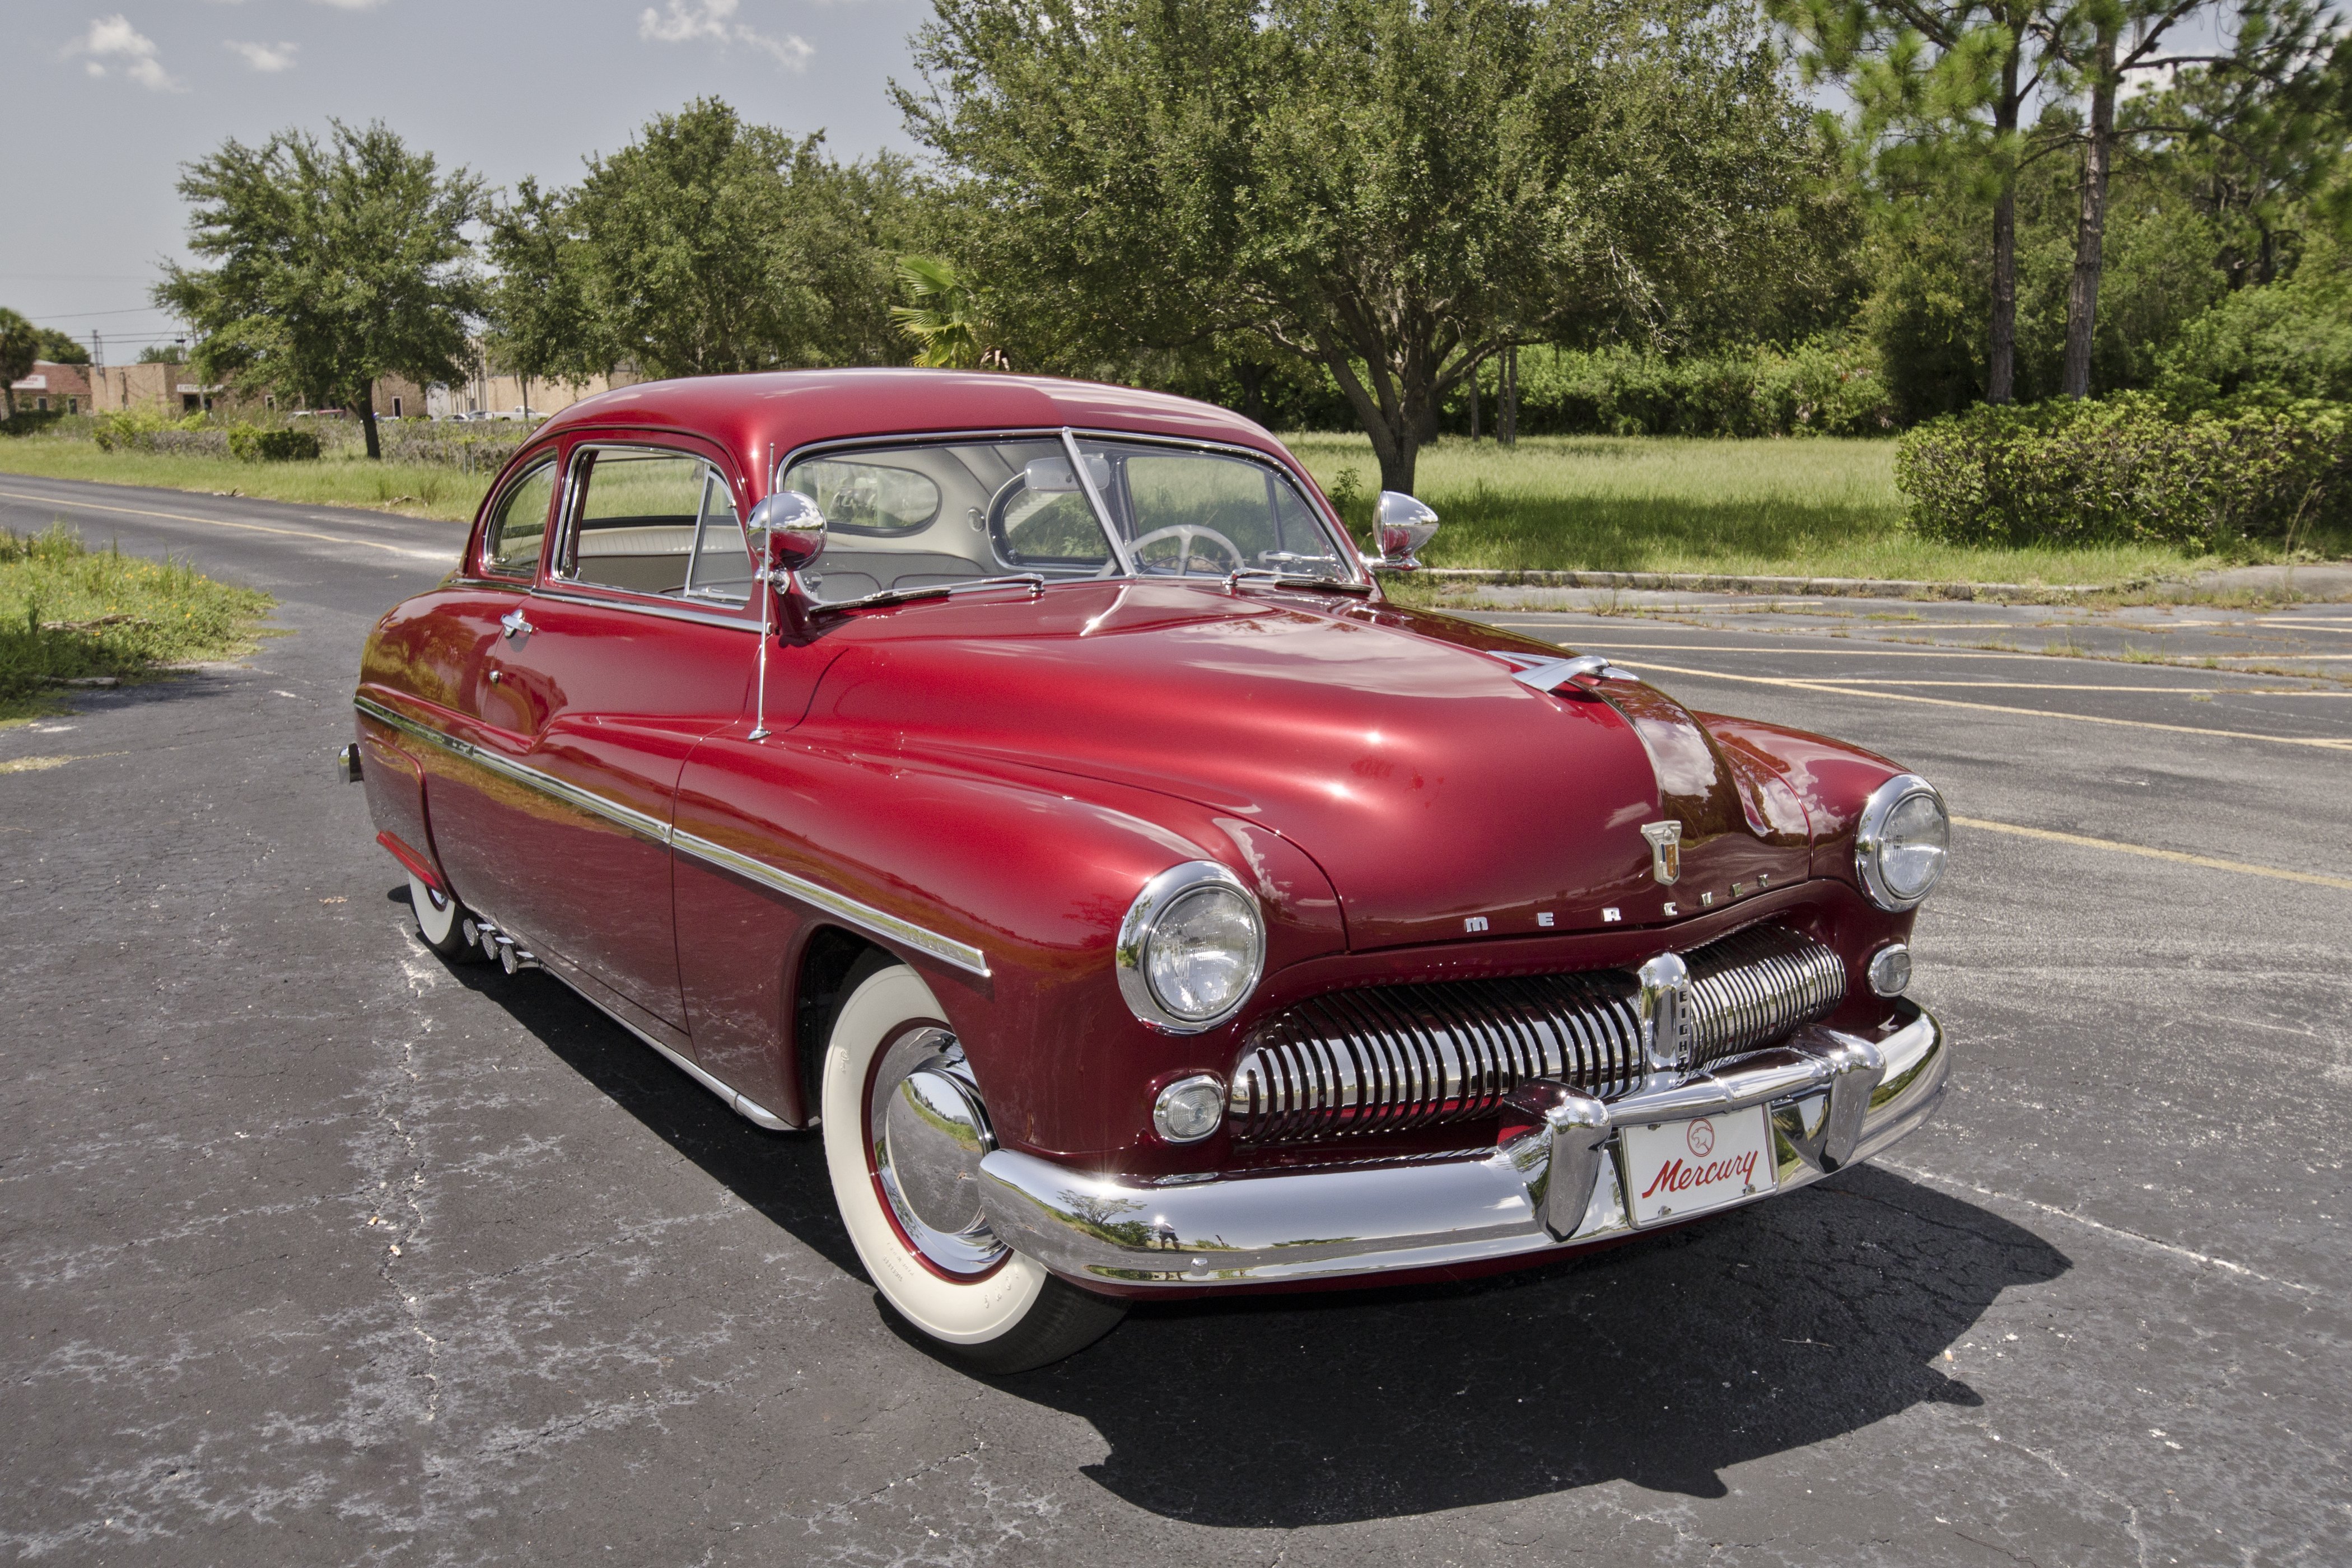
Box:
1868 943 1912 997
1152 1074 1226 1144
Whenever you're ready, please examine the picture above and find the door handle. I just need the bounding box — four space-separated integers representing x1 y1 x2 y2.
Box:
500 608 534 641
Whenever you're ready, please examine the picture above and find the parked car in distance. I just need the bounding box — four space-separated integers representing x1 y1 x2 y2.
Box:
347 369 1952 1371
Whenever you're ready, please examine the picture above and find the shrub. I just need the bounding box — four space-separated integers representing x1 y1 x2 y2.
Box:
0 410 64 438
91 410 215 453
1455 335 1892 438
1896 393 2352 552
2155 245 2352 409
226 426 323 462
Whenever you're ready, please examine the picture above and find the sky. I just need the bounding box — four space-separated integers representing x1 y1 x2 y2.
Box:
3 0 935 360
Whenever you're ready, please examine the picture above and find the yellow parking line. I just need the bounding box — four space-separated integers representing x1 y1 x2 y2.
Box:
0 487 452 562
1954 816 2352 890
1618 659 2352 751
1496 632 2352 664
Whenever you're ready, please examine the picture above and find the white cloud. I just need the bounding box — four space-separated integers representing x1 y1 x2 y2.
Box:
226 40 300 72
68 16 183 92
639 0 812 69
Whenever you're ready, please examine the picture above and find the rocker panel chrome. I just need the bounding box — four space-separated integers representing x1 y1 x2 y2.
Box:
978 1004 1945 1288
353 693 991 978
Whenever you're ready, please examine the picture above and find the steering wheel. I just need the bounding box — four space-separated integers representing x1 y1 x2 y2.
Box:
1130 523 1247 576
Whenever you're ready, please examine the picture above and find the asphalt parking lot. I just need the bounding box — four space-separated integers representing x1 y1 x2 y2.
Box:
3 473 2348 1566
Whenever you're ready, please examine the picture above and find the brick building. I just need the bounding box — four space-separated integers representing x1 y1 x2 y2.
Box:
8 361 94 414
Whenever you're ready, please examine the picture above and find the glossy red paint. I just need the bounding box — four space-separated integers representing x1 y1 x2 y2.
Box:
356 368 1928 1201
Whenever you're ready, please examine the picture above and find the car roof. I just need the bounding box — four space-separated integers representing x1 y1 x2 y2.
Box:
535 368 1288 479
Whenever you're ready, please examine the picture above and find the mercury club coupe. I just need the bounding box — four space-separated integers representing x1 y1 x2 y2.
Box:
346 370 1952 1371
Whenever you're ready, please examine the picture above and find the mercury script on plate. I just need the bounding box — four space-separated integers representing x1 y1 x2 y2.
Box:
1620 1105 1776 1227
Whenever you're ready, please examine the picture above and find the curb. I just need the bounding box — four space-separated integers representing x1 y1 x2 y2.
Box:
1416 568 2098 601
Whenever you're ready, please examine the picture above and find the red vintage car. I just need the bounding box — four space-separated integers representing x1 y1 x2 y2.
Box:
347 370 1950 1371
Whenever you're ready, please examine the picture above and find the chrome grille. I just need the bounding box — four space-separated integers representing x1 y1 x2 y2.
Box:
1228 923 1847 1144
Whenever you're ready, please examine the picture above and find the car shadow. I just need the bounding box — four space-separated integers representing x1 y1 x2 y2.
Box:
403 889 2068 1525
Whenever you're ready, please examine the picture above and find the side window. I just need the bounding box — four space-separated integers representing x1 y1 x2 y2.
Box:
481 459 556 577
564 447 734 599
683 470 754 602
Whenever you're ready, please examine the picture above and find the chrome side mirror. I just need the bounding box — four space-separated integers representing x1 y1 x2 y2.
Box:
1366 491 1440 571
748 490 826 582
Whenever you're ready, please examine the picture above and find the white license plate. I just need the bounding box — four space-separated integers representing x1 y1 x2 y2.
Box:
1620 1105 1777 1228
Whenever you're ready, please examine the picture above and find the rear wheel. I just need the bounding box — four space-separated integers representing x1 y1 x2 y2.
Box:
406 874 481 962
820 961 1126 1373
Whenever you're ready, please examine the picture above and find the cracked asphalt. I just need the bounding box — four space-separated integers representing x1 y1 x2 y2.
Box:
2 473 2346 1566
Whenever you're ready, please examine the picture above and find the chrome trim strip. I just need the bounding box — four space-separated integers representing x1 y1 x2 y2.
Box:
670 829 992 979
525 932 794 1130
978 1005 1945 1288
353 694 670 844
528 584 758 632
354 693 993 979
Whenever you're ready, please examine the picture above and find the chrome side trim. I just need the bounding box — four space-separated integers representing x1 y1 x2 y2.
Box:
540 945 793 1131
353 694 670 844
356 693 992 979
669 830 992 979
978 1004 1945 1289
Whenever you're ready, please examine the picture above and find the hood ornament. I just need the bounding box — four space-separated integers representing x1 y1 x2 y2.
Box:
1640 820 1683 885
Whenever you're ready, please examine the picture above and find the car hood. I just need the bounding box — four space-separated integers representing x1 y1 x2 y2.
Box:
800 581 1814 949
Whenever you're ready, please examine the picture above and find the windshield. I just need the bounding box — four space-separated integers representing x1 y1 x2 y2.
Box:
778 433 1357 603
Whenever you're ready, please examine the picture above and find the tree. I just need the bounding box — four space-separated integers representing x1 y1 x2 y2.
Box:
891 255 1004 367
0 309 38 416
34 329 89 365
156 120 484 459
903 0 1827 493
486 100 921 382
1770 0 2065 403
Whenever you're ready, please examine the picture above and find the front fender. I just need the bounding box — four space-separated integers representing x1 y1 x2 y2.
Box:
671 731 1346 1165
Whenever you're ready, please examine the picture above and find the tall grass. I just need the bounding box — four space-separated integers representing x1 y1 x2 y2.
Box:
0 443 490 522
0 525 274 719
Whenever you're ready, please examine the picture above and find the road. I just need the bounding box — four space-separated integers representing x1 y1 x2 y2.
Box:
3 472 2346 1566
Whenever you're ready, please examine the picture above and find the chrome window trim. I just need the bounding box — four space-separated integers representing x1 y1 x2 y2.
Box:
553 440 751 609
770 426 1370 589
477 450 562 582
526 584 759 633
351 693 991 979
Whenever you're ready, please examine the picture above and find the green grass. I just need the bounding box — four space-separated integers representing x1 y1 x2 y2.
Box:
0 525 275 722
0 440 488 522
1281 432 2288 588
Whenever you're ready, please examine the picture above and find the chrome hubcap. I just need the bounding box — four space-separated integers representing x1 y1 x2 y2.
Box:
868 1028 1006 1276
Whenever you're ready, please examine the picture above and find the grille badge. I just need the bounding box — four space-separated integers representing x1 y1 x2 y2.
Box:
1640 820 1683 884
1636 951 1692 1074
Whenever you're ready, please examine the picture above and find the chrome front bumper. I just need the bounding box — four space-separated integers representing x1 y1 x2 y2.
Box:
977 1002 1947 1289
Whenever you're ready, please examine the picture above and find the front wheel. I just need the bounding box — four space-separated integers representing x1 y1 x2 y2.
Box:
820 961 1126 1373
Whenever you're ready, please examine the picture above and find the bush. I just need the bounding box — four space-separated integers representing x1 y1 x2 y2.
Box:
2155 245 2352 409
1450 335 1892 438
226 426 322 462
91 411 217 454
1896 393 2352 551
1 410 64 438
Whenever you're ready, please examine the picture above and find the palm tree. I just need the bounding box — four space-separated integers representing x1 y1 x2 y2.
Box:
889 256 1004 370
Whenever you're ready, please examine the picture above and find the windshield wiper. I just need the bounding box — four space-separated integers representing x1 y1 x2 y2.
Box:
1221 566 1375 595
810 573 1048 617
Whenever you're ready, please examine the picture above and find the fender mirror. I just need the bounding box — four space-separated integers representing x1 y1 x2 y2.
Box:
748 490 827 580
1367 491 1439 571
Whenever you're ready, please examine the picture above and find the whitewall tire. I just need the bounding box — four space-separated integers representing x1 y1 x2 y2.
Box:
820 960 1126 1371
407 874 478 960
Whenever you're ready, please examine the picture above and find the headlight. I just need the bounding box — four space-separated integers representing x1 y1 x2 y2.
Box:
1855 774 1949 911
1116 861 1266 1033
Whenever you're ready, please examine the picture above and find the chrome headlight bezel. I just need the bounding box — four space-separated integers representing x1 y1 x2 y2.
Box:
1855 773 1949 911
1116 860 1266 1034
